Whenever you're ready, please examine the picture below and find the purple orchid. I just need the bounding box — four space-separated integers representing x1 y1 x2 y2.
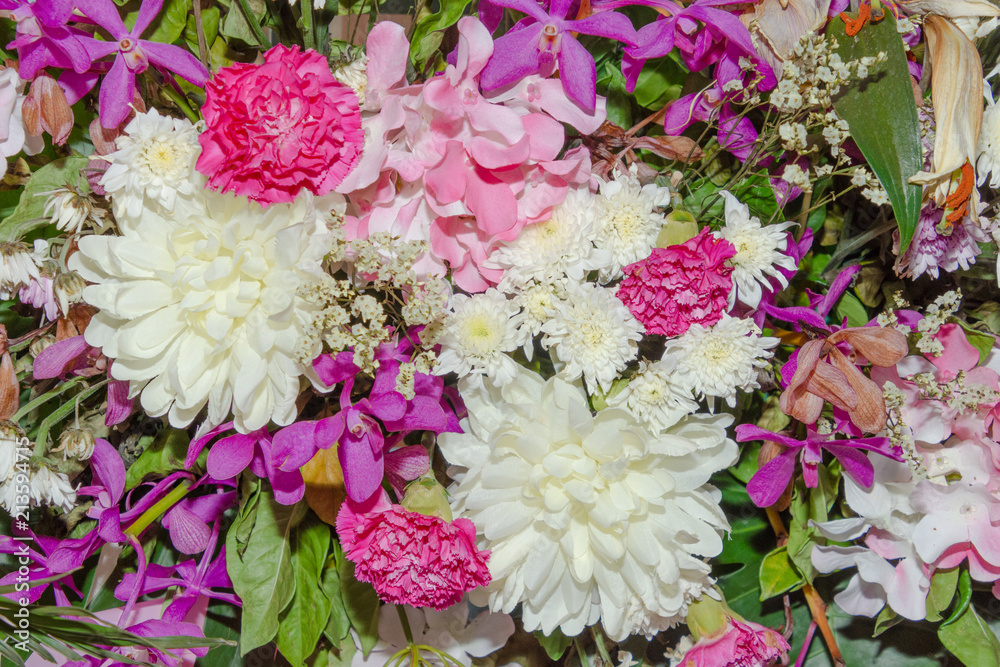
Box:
63 615 210 667
0 532 84 605
478 0 637 111
2 0 92 80
736 417 903 508
73 0 209 127
161 491 237 555
114 520 239 624
33 335 133 426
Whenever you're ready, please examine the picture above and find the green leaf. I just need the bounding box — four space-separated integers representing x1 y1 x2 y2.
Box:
277 520 333 667
874 606 901 637
925 567 959 623
759 546 805 600
939 604 1000 667
221 0 266 46
125 0 191 44
534 627 572 660
184 6 221 54
0 157 89 242
830 15 922 254
124 427 196 490
408 0 474 70
225 485 307 655
943 568 973 626
632 53 685 110
335 540 380 657
322 556 352 644
836 291 869 328
951 318 997 365
600 60 632 130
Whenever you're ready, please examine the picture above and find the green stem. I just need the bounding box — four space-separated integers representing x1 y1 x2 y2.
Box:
192 0 210 70
13 377 84 424
301 0 316 51
574 635 590 667
396 605 415 645
124 479 192 537
161 85 199 124
33 379 108 457
591 627 612 667
236 0 269 47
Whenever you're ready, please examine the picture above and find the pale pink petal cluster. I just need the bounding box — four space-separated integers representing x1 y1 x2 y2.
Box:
197 44 363 206
616 228 736 337
338 18 600 292
336 490 492 610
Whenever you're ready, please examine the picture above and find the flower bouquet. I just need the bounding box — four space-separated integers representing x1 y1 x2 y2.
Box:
3 0 1000 665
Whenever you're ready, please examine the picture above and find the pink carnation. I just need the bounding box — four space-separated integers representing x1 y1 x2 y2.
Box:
197 44 363 206
617 228 735 337
336 491 491 610
679 618 790 667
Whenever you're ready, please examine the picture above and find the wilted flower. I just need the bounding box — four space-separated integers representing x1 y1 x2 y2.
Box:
21 72 73 145
677 593 790 667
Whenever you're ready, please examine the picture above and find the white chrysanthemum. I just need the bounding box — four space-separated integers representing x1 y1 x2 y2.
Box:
979 68 1000 189
438 368 738 641
100 108 203 223
0 241 40 299
509 280 562 359
542 284 641 393
29 465 76 513
334 56 369 107
0 429 17 482
608 355 698 433
593 168 671 283
69 190 334 432
667 314 779 407
491 188 611 285
436 289 522 386
715 191 796 309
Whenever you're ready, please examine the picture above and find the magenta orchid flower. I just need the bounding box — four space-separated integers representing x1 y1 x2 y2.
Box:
74 0 209 127
736 420 902 508
33 335 133 426
63 617 210 667
479 0 637 111
0 532 84 605
2 0 92 80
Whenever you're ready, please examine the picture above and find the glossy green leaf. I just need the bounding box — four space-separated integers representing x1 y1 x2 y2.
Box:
277 520 332 667
759 546 805 600
632 53 685 110
874 606 901 637
221 0 266 46
836 291 869 328
124 427 197 490
225 486 307 655
534 627 572 660
925 567 959 623
0 157 89 243
943 568 973 626
939 604 1000 667
335 540 380 657
408 0 474 70
322 555 352 644
125 0 191 44
830 14 922 253
601 60 632 130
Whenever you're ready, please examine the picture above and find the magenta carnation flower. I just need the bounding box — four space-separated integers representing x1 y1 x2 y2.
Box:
679 618 790 667
336 492 491 610
197 44 363 206
617 228 735 337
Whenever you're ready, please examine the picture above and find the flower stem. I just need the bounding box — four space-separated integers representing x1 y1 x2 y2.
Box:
591 627 613 667
574 635 590 667
192 0 210 70
124 478 192 537
33 379 108 457
161 85 200 124
236 0 269 47
300 0 316 51
396 605 415 645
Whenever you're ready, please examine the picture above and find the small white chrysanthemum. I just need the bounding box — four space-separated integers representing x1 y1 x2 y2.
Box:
542 284 642 394
667 314 778 407
334 56 369 107
436 289 522 386
608 355 698 432
491 188 610 285
29 465 76 513
70 190 335 432
509 281 562 359
0 241 40 299
593 168 671 283
979 70 1000 188
100 107 203 223
715 191 797 309
438 368 738 641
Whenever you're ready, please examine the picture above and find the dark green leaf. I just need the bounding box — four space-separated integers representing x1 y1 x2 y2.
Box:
830 15 922 253
939 604 1000 667
334 540 380 657
601 61 632 129
534 627 572 661
277 520 332 667
0 157 89 242
836 292 869 328
759 546 804 600
225 486 307 655
124 427 196 490
943 568 973 626
322 556 352 644
874 606 901 636
632 53 686 110
185 6 221 54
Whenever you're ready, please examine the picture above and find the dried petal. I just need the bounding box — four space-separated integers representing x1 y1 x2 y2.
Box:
827 347 888 432
24 74 74 145
898 0 1000 18
828 326 909 366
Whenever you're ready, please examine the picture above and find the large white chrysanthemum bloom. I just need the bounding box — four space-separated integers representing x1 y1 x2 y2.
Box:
979 67 1000 189
490 188 611 285
715 191 797 309
667 314 779 407
608 356 699 433
593 168 671 283
100 108 204 224
436 289 522 386
69 190 333 432
542 283 642 394
438 367 738 641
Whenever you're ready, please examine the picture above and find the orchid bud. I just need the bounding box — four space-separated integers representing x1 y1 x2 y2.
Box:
57 427 96 461
401 476 453 521
22 74 73 146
